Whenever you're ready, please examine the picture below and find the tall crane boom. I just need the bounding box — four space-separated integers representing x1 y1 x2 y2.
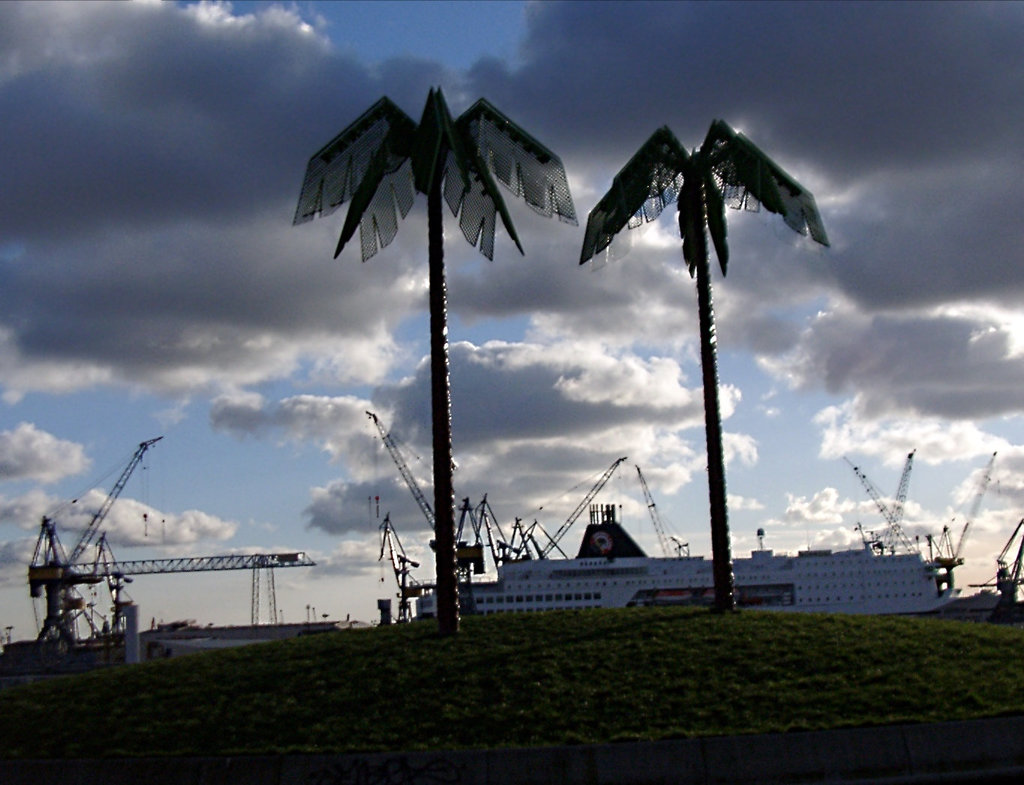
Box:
367 411 435 530
68 437 162 566
954 451 996 562
83 543 315 630
541 456 627 557
846 450 917 554
636 465 672 557
84 551 315 576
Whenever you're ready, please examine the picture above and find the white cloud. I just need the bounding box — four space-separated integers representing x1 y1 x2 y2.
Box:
0 423 89 483
813 401 1006 466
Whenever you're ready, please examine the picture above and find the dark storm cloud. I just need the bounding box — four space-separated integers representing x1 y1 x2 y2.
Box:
0 2 449 396
2 1 1023 453
305 476 433 536
497 2 1022 171
783 308 1024 420
464 1 1024 425
0 2 338 239
473 2 1024 318
0 538 36 585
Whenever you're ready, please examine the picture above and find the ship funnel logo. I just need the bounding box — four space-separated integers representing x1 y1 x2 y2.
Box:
590 531 614 555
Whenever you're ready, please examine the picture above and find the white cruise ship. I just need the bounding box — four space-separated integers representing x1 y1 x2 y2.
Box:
414 505 959 619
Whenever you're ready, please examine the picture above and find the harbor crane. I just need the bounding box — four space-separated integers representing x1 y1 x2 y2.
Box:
475 494 525 566
846 450 917 555
379 515 422 623
971 519 1024 623
367 411 435 530
636 465 673 557
366 411 485 571
28 436 316 653
539 456 628 558
454 497 486 578
928 452 996 591
504 518 547 561
993 520 1024 620
85 542 316 629
29 437 162 647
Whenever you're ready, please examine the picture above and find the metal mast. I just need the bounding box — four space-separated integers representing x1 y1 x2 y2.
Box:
846 451 917 554
367 411 435 529
636 465 672 557
540 456 627 558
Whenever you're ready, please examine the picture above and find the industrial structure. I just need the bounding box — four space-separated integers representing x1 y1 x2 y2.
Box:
10 437 316 676
28 437 163 649
845 450 918 556
927 453 996 592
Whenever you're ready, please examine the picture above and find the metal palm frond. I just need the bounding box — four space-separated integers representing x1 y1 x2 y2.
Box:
701 120 829 272
461 99 577 222
447 98 577 260
293 97 417 260
295 90 578 263
579 127 689 265
580 121 829 272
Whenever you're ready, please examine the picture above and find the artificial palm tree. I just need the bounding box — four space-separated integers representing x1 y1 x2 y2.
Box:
580 121 828 612
295 88 576 634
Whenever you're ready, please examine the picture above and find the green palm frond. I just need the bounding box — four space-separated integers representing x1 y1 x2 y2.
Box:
440 98 577 260
579 127 688 265
297 89 577 263
703 120 829 248
294 97 416 226
460 99 577 225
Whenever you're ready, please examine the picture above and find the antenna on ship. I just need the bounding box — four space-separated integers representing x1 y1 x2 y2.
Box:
757 528 765 551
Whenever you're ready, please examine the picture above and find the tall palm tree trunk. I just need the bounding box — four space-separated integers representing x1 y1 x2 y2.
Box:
428 173 459 635
682 184 736 613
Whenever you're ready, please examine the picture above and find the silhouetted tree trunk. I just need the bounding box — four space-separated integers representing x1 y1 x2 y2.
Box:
428 173 459 635
681 180 735 613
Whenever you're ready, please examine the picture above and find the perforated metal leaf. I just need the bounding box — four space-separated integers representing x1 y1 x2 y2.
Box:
431 99 574 260
703 120 829 248
294 97 417 260
460 99 577 225
440 151 499 259
579 127 688 265
297 90 578 263
294 98 415 225
351 159 415 261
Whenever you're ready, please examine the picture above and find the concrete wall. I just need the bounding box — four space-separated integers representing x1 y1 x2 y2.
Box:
4 715 1023 785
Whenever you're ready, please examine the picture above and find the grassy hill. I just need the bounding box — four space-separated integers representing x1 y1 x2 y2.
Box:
1 608 1023 759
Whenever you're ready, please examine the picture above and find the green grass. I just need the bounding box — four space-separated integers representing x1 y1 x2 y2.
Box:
1 608 1023 758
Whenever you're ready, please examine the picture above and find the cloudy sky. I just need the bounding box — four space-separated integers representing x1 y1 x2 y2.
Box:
1 1 1022 637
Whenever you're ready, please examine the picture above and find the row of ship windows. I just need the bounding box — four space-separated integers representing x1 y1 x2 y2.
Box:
477 592 603 604
798 570 913 578
798 592 925 603
477 605 603 615
797 581 919 587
